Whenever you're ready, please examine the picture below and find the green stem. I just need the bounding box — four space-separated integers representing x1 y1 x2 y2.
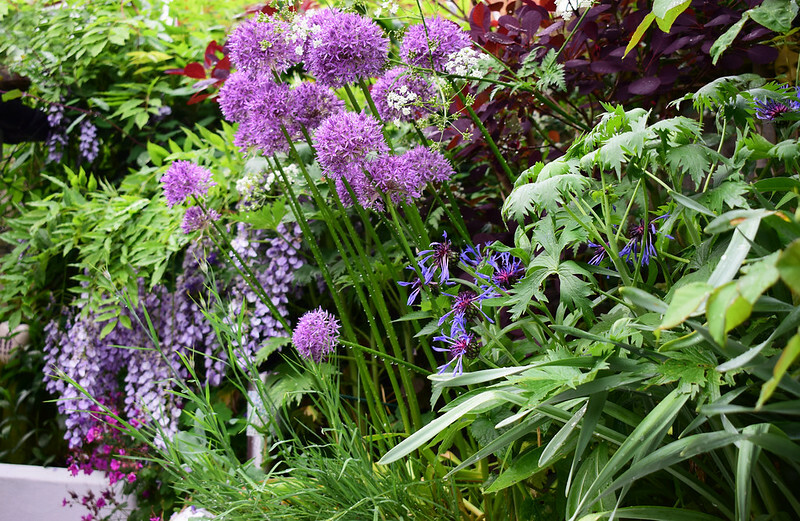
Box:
340 340 431 376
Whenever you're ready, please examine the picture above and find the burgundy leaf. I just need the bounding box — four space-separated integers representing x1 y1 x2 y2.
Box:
470 3 491 32
520 10 541 35
746 45 779 64
704 14 733 27
590 61 622 74
498 15 521 32
662 35 691 55
486 31 515 45
628 76 661 95
192 78 219 90
742 27 772 41
187 92 213 105
164 68 186 75
204 40 225 69
565 59 590 69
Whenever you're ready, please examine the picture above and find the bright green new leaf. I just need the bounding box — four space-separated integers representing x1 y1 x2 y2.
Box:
654 0 692 32
710 15 749 65
660 282 713 330
749 0 799 33
624 13 655 58
1 89 22 102
757 334 800 408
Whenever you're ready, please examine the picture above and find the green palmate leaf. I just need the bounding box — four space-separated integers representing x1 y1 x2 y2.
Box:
665 144 712 188
749 0 799 33
777 238 800 294
660 282 713 330
757 334 800 408
503 161 588 219
254 336 291 363
701 181 749 212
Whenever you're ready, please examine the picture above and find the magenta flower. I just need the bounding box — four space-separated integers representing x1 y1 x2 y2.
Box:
400 17 471 72
292 307 341 362
161 161 216 207
181 206 220 234
305 9 389 87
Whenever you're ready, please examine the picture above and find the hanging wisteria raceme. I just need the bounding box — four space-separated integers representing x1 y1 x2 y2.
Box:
225 222 305 369
78 121 100 163
45 104 68 163
43 311 129 448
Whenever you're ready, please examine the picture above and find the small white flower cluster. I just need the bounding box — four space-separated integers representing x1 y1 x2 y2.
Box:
386 85 420 121
374 0 399 18
554 0 594 21
444 47 486 78
236 170 276 198
290 14 318 55
283 163 303 184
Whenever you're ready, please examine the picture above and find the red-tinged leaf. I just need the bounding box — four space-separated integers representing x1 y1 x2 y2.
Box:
164 68 186 75
488 1 504 11
470 3 491 32
188 92 212 105
211 56 231 80
184 62 207 79
204 40 224 68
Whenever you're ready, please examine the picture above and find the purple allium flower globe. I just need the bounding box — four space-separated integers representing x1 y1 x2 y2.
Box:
233 76 294 155
181 206 221 234
291 82 346 132
372 67 437 123
304 9 389 87
400 17 471 72
292 307 341 362
227 16 301 74
401 146 455 184
313 112 389 177
161 161 216 207
218 71 257 123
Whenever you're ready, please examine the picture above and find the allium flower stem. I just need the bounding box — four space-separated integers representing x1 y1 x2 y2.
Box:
325 176 421 430
197 197 291 333
342 83 363 113
339 340 431 375
358 78 395 153
271 146 392 432
703 117 728 193
449 79 515 193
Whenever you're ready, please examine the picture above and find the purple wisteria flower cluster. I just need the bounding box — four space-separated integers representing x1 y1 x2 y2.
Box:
78 121 100 163
46 104 68 163
225 222 305 369
313 112 455 209
399 234 525 376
